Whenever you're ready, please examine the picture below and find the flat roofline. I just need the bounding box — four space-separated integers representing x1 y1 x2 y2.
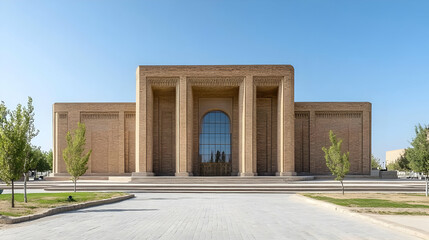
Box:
54 102 135 104
138 64 293 67
296 101 371 104
137 64 294 75
53 102 136 106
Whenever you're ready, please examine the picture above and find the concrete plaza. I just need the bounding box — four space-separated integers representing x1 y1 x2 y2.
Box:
0 193 421 240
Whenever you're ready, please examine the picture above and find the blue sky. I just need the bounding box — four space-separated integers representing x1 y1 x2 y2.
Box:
1 0 428 165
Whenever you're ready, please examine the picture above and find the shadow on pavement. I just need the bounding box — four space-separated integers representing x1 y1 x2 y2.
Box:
75 209 159 213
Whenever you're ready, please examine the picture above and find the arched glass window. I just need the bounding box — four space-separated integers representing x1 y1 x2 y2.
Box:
199 111 231 163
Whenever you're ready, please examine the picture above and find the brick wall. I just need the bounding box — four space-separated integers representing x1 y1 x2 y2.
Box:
294 102 371 175
153 90 176 176
52 103 135 175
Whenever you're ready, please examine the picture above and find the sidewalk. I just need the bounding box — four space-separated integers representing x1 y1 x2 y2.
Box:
369 215 429 236
296 194 429 239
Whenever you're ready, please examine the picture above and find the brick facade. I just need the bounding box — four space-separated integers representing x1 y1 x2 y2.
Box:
52 65 371 176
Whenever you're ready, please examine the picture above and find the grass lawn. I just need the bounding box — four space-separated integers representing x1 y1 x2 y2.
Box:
0 192 128 217
302 193 429 215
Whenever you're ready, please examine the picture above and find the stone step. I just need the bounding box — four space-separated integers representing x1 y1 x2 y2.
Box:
42 184 426 192
129 176 315 184
45 176 110 181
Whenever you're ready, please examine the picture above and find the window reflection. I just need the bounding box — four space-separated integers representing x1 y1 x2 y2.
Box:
199 111 231 163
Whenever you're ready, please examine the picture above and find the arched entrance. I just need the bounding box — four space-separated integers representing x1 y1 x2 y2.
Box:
199 110 232 176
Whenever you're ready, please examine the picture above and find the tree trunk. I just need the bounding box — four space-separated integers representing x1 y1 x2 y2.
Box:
11 180 15 208
74 179 77 192
24 172 28 203
341 180 344 195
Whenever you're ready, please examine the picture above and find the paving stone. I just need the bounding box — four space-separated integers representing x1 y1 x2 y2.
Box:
0 193 420 239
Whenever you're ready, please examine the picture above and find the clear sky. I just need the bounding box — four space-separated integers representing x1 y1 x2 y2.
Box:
1 0 428 165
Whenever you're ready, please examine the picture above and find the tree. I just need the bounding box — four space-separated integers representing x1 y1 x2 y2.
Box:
28 147 51 178
386 161 400 171
0 101 27 207
371 154 381 169
387 153 411 171
21 97 39 203
397 153 411 171
406 124 429 197
221 151 226 163
215 150 221 163
37 150 52 173
62 122 92 192
322 130 350 195
46 149 53 171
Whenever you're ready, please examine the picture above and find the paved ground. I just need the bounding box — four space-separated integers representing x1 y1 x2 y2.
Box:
0 193 421 240
370 214 429 236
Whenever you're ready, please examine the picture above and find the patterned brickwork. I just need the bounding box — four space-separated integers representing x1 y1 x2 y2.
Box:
295 102 371 175
294 112 310 173
153 90 176 176
124 113 136 173
52 103 135 175
52 65 371 177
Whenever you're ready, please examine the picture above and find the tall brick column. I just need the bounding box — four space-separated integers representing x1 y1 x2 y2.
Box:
238 75 257 176
118 111 125 173
362 108 371 174
176 76 192 176
277 73 296 176
134 70 154 176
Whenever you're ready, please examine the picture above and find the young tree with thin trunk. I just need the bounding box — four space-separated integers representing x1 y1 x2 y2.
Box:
22 97 39 203
0 101 27 207
322 130 350 195
407 124 429 197
63 122 92 192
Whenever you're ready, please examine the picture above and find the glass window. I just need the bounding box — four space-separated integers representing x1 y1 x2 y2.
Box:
199 111 231 163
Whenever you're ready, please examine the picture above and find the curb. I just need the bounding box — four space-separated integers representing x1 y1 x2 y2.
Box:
0 194 135 224
294 194 429 240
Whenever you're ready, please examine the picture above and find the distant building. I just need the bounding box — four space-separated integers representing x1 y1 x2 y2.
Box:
386 149 406 166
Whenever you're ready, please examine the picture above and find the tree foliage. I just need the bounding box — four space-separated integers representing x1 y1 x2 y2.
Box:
386 153 410 171
20 97 39 203
371 154 382 169
22 97 39 171
322 130 350 195
63 122 92 192
46 149 53 170
0 101 28 207
29 147 52 174
406 124 429 197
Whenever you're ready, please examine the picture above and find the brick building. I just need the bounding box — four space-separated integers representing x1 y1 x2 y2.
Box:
52 65 371 178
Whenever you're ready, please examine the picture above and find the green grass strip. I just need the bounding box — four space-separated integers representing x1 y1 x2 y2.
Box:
303 194 429 209
0 192 125 205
